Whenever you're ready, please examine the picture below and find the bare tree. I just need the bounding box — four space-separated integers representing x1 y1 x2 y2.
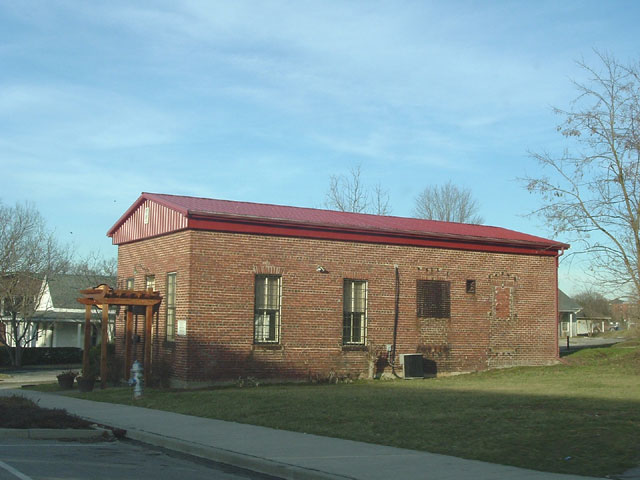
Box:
371 183 392 216
524 52 640 296
325 164 391 215
413 181 483 224
72 252 117 278
0 202 71 366
573 290 611 318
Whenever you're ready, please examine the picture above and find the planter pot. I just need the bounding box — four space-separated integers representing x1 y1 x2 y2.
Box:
57 375 75 390
76 377 95 393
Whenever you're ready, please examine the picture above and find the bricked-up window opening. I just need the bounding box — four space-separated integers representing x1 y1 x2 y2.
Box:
166 272 176 341
466 279 476 294
126 278 134 290
145 275 155 291
417 280 450 318
254 275 281 343
343 280 367 345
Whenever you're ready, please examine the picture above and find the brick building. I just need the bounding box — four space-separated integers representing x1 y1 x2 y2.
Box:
108 193 568 387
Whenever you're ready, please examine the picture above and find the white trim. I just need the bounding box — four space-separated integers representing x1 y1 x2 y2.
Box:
0 460 33 480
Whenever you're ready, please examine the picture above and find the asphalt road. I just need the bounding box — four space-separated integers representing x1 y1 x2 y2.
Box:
559 335 627 352
0 438 278 480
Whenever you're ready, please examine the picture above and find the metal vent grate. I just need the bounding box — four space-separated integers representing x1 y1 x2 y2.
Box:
417 280 450 318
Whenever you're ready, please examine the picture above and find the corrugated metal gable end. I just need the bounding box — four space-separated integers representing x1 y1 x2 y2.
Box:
110 199 188 245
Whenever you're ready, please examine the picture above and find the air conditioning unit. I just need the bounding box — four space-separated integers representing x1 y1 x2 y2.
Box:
400 353 424 379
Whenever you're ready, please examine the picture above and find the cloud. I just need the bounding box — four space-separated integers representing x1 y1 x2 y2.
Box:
1 0 636 265
76 2 570 114
0 83 183 152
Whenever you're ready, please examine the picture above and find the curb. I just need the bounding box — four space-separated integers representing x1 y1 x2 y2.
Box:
124 428 352 480
0 426 113 441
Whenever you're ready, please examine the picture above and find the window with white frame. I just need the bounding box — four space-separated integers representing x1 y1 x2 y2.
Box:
343 279 367 345
145 275 155 292
254 275 281 343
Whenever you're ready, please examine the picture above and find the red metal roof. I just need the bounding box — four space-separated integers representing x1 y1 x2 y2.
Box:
107 192 569 255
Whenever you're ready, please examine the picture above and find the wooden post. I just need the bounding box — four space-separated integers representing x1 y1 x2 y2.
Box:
144 304 152 383
100 304 109 389
124 308 133 380
83 305 92 375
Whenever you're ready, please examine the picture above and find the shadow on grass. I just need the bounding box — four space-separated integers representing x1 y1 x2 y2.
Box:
560 342 617 357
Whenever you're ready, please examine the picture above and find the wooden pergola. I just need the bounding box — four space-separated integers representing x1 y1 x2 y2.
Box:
77 285 162 389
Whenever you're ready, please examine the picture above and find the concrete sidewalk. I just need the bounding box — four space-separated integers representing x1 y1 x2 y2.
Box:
0 389 602 480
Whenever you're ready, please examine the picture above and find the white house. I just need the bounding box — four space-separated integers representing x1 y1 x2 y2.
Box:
1 274 116 348
558 289 613 337
558 289 582 338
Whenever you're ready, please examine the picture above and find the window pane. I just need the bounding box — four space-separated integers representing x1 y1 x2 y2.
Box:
254 312 266 341
255 279 266 309
254 275 281 343
353 282 365 313
166 273 177 341
343 280 367 344
343 313 351 339
344 281 353 313
255 311 278 342
351 312 362 343
167 309 175 338
268 311 277 341
167 274 176 303
266 277 280 309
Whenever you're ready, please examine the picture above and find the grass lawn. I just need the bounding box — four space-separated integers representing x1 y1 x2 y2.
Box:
33 341 640 477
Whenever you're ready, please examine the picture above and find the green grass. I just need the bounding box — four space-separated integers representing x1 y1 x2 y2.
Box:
31 342 640 477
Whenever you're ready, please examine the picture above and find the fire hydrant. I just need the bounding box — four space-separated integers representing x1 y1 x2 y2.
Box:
129 360 143 399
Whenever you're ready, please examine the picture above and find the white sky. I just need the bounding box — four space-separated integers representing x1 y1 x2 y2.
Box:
1 1 638 296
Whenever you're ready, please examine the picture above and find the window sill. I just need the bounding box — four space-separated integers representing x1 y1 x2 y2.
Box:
342 344 367 351
253 343 283 350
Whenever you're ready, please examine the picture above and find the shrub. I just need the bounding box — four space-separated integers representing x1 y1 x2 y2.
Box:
0 395 91 429
0 347 82 366
87 343 122 385
149 358 173 388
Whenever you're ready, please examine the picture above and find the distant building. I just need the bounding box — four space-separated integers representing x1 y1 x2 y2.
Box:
108 193 568 387
611 298 638 329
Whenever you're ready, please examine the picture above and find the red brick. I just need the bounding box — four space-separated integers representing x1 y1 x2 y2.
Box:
114 228 559 386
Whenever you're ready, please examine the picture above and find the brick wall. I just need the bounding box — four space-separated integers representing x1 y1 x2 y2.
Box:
115 229 559 385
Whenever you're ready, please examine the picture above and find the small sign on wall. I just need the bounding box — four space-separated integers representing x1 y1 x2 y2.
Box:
177 320 187 336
